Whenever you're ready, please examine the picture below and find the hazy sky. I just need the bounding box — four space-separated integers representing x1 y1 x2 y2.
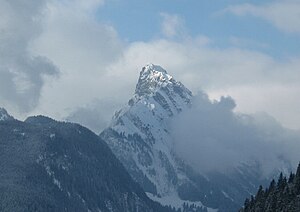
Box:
1 0 300 131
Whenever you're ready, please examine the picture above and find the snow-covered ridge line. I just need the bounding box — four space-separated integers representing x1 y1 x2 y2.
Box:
102 64 196 209
135 63 189 98
0 108 14 121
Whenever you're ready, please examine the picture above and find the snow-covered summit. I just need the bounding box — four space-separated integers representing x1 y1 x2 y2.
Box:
102 64 200 208
135 64 175 97
0 108 14 121
103 64 192 192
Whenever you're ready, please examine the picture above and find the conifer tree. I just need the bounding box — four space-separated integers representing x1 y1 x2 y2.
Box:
240 162 300 212
295 162 300 195
288 172 295 183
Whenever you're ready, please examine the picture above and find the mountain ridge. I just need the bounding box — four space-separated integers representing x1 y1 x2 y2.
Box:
0 114 172 212
0 108 14 121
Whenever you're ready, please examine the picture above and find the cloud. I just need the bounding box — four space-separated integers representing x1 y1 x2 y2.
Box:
160 13 186 39
66 98 121 133
71 0 104 12
224 1 300 34
171 92 300 176
0 0 59 112
209 83 300 130
229 37 269 49
2 1 297 134
30 0 124 119
103 38 300 130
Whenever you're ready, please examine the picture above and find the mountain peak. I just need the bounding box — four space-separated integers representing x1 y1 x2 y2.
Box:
0 108 14 121
135 64 174 96
142 63 168 75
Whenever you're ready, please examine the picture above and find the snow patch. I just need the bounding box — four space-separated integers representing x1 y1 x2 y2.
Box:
222 190 234 202
45 165 63 191
53 178 62 190
146 192 218 212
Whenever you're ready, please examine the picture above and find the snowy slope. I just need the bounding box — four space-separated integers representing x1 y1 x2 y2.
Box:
0 108 14 121
102 64 192 194
100 64 269 211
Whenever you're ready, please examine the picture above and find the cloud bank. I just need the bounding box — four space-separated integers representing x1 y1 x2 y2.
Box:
30 0 125 121
171 92 300 176
66 98 121 133
103 38 300 129
0 0 59 112
224 1 300 34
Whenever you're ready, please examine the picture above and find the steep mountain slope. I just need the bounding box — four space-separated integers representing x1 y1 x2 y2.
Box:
0 108 14 121
101 64 269 211
240 163 300 212
102 64 192 196
0 112 171 212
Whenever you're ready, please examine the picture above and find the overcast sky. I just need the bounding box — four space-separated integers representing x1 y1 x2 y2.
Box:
1 0 300 131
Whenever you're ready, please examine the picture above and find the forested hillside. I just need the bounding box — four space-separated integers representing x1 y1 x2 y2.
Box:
240 163 300 212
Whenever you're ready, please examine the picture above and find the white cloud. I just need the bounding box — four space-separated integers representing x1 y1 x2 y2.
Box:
30 0 124 119
2 1 299 133
209 84 300 130
72 0 104 12
160 13 186 38
224 1 300 34
229 36 269 49
103 38 300 130
0 0 59 113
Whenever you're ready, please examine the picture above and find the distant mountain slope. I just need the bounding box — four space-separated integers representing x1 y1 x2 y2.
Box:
100 64 272 211
240 163 300 212
0 113 171 212
0 108 14 121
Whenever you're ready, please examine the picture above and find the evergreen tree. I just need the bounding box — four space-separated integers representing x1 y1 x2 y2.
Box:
288 172 295 183
295 162 300 195
269 179 276 192
240 162 300 212
254 185 265 211
277 173 287 192
244 198 250 210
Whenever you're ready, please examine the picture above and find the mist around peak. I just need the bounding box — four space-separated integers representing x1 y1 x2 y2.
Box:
171 91 300 177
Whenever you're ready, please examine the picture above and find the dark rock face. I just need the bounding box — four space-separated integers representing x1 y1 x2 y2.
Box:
0 115 170 212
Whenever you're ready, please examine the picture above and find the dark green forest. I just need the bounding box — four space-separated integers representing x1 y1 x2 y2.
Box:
240 163 300 212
